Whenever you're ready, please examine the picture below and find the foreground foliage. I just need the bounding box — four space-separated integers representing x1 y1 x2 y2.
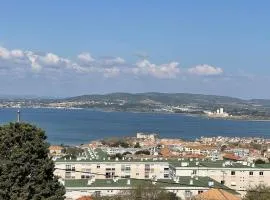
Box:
0 123 65 200
94 182 181 200
243 185 270 200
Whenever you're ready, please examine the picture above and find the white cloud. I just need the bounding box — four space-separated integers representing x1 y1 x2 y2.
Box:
102 57 125 65
77 52 95 63
103 67 120 78
132 59 180 79
0 47 12 59
188 64 223 76
0 46 226 80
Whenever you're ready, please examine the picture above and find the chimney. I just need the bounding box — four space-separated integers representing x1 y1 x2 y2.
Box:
108 157 110 160
127 179 131 185
190 179 193 185
175 177 180 183
115 157 119 161
208 181 214 187
87 180 93 185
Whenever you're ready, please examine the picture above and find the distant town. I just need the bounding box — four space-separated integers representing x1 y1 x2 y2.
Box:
49 132 270 199
1 92 270 120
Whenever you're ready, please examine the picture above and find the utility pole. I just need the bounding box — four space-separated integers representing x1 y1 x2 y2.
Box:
17 109 21 123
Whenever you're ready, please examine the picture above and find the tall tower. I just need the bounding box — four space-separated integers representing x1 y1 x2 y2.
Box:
17 109 21 123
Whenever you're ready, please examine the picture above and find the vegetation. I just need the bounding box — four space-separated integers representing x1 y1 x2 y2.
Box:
110 153 123 160
0 123 65 200
135 150 151 155
62 146 84 159
93 182 181 200
101 138 130 148
243 185 270 200
254 159 266 164
134 142 141 148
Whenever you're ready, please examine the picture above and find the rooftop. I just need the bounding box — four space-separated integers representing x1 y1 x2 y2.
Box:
65 176 230 190
193 188 241 200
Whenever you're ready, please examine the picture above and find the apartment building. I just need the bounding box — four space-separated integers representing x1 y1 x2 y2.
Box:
54 148 270 198
63 176 232 200
55 159 170 181
170 159 270 196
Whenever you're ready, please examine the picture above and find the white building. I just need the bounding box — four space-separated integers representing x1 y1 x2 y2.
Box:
54 148 270 199
170 159 270 196
136 132 158 141
63 177 233 200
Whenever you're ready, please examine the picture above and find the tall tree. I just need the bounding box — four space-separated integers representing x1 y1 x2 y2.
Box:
0 123 65 200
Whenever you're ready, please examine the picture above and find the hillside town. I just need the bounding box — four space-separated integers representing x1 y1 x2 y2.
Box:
49 133 270 200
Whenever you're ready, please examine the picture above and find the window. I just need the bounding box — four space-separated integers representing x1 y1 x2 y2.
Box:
125 167 131 171
198 190 203 194
106 172 112 178
185 190 191 198
164 174 169 178
66 165 71 171
231 171 235 175
259 171 264 176
136 173 139 176
97 165 100 169
192 170 197 175
71 166 75 171
164 167 169 171
221 180 225 185
249 171 253 176
94 191 101 197
65 172 71 179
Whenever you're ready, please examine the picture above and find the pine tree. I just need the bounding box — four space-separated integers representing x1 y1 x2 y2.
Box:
0 123 65 200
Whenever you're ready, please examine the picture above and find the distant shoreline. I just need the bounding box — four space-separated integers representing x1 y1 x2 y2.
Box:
2 106 270 122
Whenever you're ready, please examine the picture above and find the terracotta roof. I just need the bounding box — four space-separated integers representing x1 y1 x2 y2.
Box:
185 145 217 150
193 189 241 200
223 153 242 161
49 145 64 151
76 196 93 200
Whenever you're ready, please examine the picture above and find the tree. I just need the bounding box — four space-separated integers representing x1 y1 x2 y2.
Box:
243 185 270 200
93 182 181 200
254 159 266 164
134 142 141 148
0 123 65 200
135 150 150 155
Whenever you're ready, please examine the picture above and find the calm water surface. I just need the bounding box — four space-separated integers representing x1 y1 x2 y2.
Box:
0 108 270 145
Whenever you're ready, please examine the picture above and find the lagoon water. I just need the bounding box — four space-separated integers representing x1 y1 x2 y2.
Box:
0 108 270 145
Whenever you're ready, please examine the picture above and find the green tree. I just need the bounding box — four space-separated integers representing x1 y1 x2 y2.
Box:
254 159 266 164
0 123 65 200
94 182 181 200
243 185 270 200
134 142 141 148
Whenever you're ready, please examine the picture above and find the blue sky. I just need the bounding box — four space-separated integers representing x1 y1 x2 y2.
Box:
0 0 270 98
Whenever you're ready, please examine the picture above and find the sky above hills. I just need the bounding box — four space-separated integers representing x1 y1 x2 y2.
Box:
0 0 270 98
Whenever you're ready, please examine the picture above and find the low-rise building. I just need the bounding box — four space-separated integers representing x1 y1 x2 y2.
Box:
49 145 64 156
63 177 232 200
170 159 270 196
